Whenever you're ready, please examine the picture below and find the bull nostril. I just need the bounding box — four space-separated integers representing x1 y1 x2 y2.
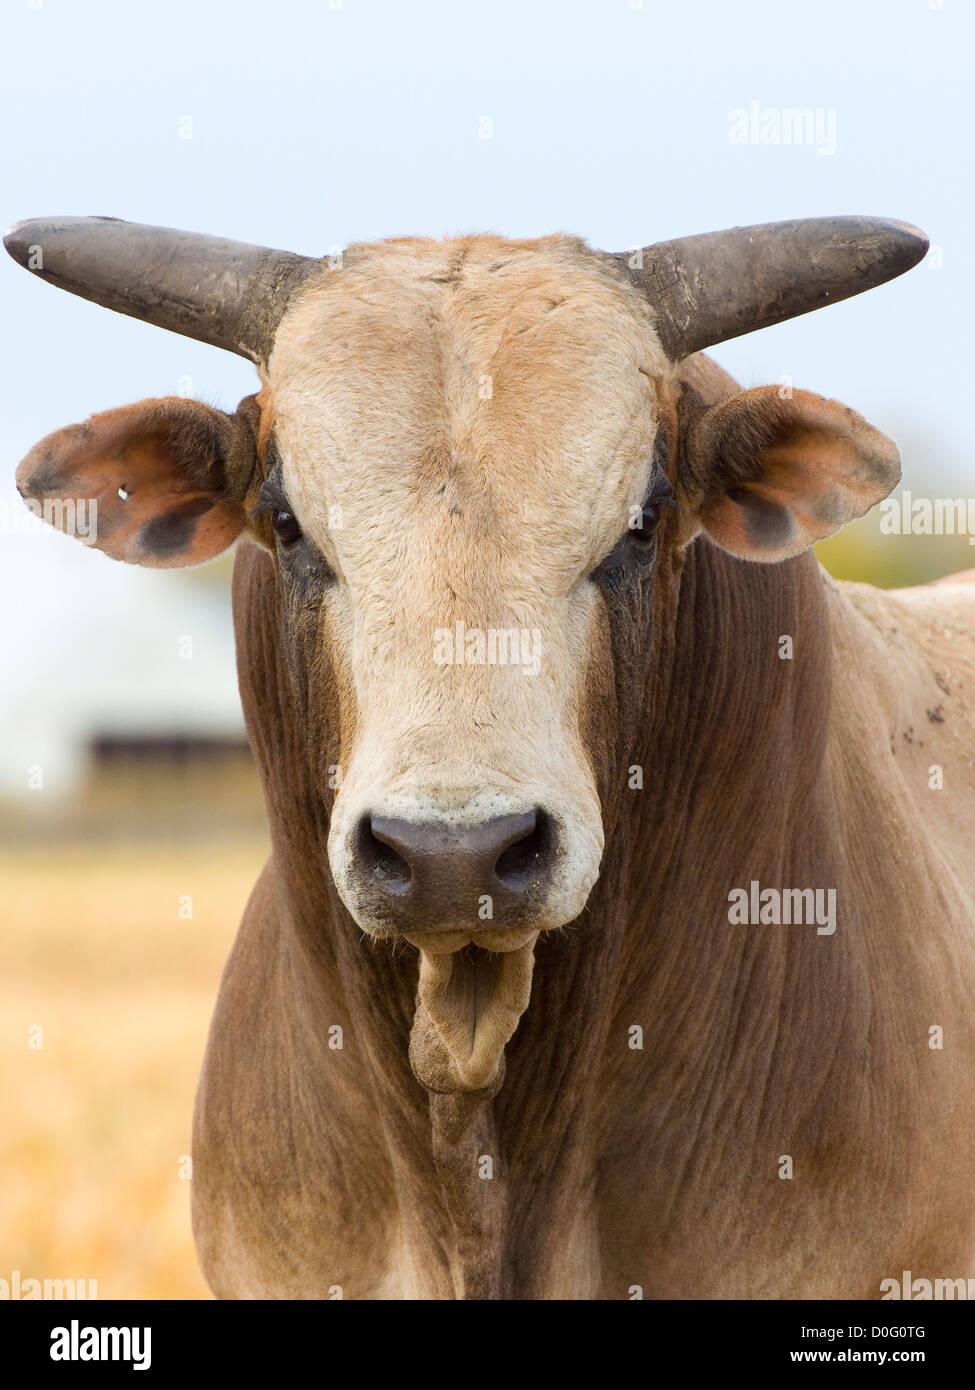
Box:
494 808 552 890
358 816 412 893
353 808 558 922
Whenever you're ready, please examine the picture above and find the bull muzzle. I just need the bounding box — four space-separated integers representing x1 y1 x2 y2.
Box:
330 797 593 1092
354 808 556 939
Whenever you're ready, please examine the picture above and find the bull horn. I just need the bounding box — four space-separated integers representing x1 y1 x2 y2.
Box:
618 216 929 361
2 215 321 365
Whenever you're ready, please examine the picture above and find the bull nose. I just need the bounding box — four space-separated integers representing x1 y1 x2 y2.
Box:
356 809 555 931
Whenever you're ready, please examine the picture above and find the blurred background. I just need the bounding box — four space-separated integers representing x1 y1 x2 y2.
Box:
1 0 972 1299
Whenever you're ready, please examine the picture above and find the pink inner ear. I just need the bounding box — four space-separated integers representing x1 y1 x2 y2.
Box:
696 390 900 564
16 400 251 569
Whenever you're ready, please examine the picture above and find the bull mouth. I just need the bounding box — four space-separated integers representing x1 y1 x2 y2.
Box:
408 934 537 1093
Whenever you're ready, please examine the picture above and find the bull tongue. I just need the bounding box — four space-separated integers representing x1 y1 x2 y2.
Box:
408 937 537 1093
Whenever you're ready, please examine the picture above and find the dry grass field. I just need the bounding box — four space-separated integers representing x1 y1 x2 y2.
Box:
0 835 267 1300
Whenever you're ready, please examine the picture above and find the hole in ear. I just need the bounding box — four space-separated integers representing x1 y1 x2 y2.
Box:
16 397 260 568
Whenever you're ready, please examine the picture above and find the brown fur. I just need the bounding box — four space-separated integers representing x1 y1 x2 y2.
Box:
190 344 975 1300
14 235 975 1299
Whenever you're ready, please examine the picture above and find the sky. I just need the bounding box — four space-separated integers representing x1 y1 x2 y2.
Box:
1 0 973 792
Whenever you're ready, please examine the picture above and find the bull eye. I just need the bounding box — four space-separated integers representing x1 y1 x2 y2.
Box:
272 508 302 545
631 503 661 543
590 489 675 582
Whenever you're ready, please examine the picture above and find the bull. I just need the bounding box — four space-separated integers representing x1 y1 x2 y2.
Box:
7 214 975 1299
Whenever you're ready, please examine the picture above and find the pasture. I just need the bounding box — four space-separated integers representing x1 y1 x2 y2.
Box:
0 834 266 1300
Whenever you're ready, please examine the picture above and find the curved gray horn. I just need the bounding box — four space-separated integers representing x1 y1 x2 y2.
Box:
3 216 322 364
618 216 929 361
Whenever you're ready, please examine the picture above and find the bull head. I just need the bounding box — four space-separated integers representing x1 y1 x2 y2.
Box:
6 213 925 1092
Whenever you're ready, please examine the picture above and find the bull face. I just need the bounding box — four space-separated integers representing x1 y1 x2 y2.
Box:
256 239 677 1089
267 239 670 946
7 216 921 1091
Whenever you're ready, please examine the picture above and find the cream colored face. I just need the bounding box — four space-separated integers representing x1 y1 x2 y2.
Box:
11 221 914 1096
264 235 674 955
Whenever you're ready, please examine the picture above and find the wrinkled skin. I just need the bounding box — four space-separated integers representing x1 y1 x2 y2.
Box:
15 239 975 1298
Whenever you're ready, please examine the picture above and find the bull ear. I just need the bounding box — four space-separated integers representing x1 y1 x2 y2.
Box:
683 386 900 562
16 395 261 568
